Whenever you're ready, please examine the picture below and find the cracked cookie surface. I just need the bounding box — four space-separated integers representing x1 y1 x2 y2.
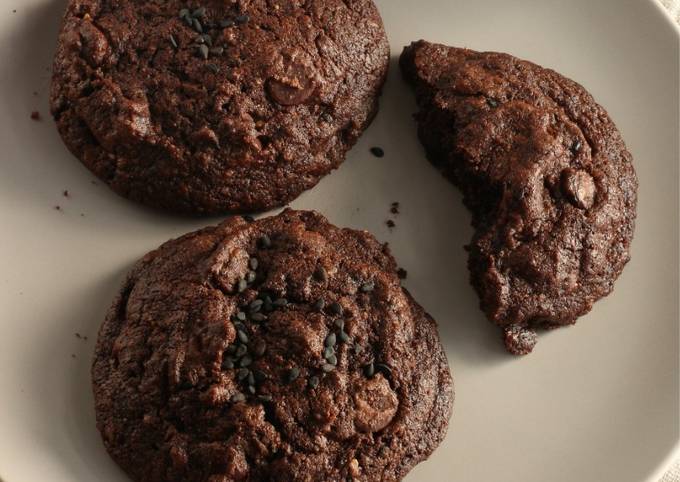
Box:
400 41 637 355
92 210 453 481
50 0 389 214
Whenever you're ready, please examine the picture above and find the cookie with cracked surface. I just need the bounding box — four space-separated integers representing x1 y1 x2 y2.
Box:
92 209 453 481
50 0 389 214
400 41 637 355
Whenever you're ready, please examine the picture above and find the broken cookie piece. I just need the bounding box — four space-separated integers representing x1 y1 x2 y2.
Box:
401 41 637 354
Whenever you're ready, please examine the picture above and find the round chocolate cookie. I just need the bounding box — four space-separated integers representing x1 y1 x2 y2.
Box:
50 1 389 214
92 210 453 481
400 41 637 354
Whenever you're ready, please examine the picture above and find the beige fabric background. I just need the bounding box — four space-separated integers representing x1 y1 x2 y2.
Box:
658 2 679 480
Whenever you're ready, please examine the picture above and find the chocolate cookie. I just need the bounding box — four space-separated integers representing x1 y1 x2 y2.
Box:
400 41 637 355
92 210 453 481
50 1 389 214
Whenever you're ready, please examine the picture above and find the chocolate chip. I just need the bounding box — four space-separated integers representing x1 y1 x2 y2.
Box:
561 168 596 210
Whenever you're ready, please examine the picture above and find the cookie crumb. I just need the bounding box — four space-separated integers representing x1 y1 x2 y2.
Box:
71 354 76 358
54 205 62 211
63 190 70 198
397 268 408 279
390 201 400 215
503 325 537 356
30 111 41 121
386 220 395 228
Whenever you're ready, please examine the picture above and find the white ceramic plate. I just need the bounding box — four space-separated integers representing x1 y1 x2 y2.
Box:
0 0 678 481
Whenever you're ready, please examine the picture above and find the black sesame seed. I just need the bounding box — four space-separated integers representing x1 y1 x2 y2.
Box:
195 36 205 44
225 345 236 355
207 63 219 74
247 371 255 386
184 15 194 27
487 98 498 108
240 355 253 367
313 298 325 311
233 321 245 331
376 363 392 376
246 270 256 284
247 385 256 395
179 8 190 18
243 215 255 223
571 139 582 153
201 34 213 46
252 340 266 357
193 18 203 33
237 278 247 292
321 363 336 373
249 257 259 270
370 147 385 158
324 333 336 348
236 311 247 321
237 330 249 344
235 344 248 357
198 43 209 59
353 344 362 355
259 235 272 248
338 330 350 343
237 368 249 381
329 302 343 316
254 369 267 382
220 19 235 28
222 357 234 369
360 281 375 292
231 392 246 403
308 376 320 388
235 14 249 24
262 295 273 312
249 299 263 311
287 367 300 383
169 35 178 49
334 319 344 330
273 298 288 308
326 354 338 366
250 312 267 322
192 7 206 18
313 266 327 282
258 394 272 402
323 346 335 359
364 362 375 377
